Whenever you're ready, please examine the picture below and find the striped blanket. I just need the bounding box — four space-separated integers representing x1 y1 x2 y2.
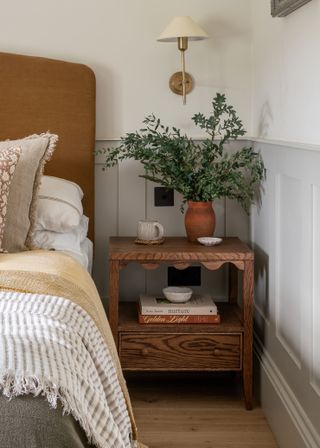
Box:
0 290 134 448
0 250 146 448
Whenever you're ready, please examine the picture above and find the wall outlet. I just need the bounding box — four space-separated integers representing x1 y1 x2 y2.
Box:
168 266 201 287
154 187 174 206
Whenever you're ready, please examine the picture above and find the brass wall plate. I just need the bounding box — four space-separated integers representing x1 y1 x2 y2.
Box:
169 71 193 96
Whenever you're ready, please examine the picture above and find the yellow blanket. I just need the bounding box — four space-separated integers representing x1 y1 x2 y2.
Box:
0 250 146 448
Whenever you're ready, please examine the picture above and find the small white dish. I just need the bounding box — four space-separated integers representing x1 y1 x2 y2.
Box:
197 237 223 246
162 287 193 303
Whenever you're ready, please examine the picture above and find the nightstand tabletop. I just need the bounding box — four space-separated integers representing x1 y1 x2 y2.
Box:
109 236 253 262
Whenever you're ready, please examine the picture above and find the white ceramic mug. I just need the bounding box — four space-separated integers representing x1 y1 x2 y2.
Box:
137 220 164 241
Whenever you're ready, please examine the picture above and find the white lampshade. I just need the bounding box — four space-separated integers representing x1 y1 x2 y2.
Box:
157 16 208 42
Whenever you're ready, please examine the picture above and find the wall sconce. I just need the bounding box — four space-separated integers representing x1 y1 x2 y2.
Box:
157 16 208 105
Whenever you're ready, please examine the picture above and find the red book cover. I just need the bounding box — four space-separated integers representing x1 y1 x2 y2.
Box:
137 307 220 324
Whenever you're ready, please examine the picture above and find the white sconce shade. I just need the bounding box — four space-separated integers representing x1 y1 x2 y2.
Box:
157 16 208 41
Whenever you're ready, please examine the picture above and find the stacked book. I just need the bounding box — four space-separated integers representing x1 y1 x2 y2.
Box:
138 294 220 324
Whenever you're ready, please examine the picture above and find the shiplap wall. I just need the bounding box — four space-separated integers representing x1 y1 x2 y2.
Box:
94 139 250 305
251 140 320 448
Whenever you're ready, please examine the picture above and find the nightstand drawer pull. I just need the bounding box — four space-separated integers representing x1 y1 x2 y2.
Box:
213 349 221 356
141 348 149 357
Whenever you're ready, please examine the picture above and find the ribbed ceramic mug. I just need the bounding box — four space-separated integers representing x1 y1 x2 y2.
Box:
137 220 164 241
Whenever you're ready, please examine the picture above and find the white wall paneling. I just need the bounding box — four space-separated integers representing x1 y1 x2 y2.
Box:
118 160 147 301
94 141 118 307
254 335 320 448
96 137 320 448
251 168 275 338
311 185 320 397
251 140 320 448
275 174 302 369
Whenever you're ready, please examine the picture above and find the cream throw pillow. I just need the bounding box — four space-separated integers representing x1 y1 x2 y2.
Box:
0 147 21 251
35 175 84 232
0 133 58 252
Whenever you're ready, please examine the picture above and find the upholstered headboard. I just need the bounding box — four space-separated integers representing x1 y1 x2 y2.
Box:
0 52 96 240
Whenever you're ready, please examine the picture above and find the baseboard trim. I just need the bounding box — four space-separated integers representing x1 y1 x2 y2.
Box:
254 334 320 448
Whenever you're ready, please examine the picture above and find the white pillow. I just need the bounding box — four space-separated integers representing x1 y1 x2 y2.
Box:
81 238 93 273
33 215 89 255
36 175 83 232
63 238 93 273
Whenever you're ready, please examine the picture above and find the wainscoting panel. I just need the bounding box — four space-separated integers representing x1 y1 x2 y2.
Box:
311 185 320 396
275 174 302 368
94 141 118 307
251 168 275 335
96 137 320 445
95 137 320 445
251 140 320 447
118 159 146 301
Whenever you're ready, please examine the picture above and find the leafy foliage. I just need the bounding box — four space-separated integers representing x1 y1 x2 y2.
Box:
99 93 265 212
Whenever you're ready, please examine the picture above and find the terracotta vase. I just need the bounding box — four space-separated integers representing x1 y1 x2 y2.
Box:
184 201 216 242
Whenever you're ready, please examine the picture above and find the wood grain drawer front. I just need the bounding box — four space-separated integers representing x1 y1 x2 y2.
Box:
120 333 242 371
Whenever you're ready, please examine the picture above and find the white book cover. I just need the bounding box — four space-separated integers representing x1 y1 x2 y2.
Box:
139 294 218 316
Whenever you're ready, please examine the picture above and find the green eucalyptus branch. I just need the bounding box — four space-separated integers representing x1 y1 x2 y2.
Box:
99 93 265 213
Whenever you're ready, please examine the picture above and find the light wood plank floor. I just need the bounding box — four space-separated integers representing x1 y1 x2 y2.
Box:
127 373 278 448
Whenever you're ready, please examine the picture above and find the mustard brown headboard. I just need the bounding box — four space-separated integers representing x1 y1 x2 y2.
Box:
0 52 96 240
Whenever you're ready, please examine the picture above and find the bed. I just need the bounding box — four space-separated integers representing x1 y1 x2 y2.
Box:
0 52 144 448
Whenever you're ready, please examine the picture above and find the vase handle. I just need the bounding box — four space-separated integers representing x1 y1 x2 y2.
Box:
155 222 164 240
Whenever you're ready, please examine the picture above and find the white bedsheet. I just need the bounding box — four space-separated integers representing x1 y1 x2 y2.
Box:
62 238 93 273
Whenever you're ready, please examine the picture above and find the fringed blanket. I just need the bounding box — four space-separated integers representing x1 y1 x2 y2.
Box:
0 250 147 448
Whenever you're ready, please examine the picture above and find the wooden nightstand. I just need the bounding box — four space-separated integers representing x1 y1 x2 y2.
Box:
108 236 254 409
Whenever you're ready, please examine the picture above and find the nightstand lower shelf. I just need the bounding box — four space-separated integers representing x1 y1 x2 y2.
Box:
118 302 244 372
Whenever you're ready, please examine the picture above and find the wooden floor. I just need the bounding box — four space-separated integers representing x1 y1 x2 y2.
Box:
127 373 278 448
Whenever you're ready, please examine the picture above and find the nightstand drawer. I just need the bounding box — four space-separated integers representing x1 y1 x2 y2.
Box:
119 332 242 371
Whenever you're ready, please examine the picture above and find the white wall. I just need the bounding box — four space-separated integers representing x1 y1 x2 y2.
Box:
0 0 252 138
251 0 320 145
